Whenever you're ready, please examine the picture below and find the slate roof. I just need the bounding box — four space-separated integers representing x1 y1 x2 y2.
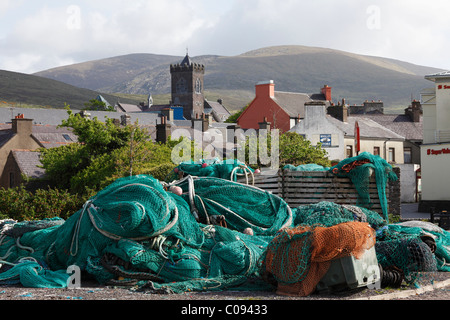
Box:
351 114 423 141
327 116 405 140
12 150 45 179
0 130 14 148
0 122 78 149
273 91 328 118
204 100 231 122
117 103 144 113
0 107 161 126
180 54 193 66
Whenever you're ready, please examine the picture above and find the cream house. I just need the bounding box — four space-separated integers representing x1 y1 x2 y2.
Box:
290 101 405 162
419 71 450 212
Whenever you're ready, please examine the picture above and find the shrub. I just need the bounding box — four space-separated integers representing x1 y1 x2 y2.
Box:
0 186 88 221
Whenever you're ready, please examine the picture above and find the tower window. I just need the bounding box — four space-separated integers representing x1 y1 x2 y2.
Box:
195 78 202 94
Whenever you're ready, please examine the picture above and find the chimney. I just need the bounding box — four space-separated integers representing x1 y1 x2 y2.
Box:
405 100 422 122
156 116 172 143
258 117 271 130
321 85 332 101
305 101 327 120
327 100 348 122
191 113 209 132
121 114 131 126
12 116 33 135
201 113 210 132
255 80 275 99
161 108 174 121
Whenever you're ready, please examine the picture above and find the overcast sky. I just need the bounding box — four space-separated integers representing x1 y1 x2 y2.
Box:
1 0 450 74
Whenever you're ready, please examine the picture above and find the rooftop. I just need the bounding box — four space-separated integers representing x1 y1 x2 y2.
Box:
12 150 45 179
273 91 328 118
425 70 450 81
351 114 423 141
327 116 405 140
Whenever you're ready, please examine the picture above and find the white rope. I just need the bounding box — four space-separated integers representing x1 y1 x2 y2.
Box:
70 199 91 256
15 237 34 253
230 165 254 186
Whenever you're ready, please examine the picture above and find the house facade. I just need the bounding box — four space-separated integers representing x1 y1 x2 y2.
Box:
290 101 405 162
237 80 331 132
0 116 77 189
419 71 450 211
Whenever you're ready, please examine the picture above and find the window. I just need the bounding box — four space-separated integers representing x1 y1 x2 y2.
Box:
404 147 412 163
195 78 202 94
346 145 353 158
373 146 380 156
388 148 395 163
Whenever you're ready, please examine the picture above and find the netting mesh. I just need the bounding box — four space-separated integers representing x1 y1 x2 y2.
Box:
0 174 284 292
262 221 376 296
173 159 254 182
0 156 448 295
173 176 292 236
329 152 398 222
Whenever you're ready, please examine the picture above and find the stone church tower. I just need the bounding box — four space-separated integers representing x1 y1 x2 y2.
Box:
170 53 205 120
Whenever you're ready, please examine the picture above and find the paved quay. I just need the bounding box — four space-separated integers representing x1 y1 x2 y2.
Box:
0 203 448 301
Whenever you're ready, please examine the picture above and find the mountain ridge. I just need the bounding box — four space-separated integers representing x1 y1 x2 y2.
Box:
5 45 445 113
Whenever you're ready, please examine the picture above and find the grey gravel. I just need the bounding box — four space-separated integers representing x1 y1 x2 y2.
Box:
0 271 448 301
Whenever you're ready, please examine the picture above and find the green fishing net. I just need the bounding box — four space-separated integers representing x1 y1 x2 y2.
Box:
0 174 286 292
329 152 398 222
173 158 254 182
0 155 446 294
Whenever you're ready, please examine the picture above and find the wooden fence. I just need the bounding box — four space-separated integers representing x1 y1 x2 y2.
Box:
237 167 401 216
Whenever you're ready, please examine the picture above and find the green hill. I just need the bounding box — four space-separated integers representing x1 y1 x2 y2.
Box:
0 69 144 110
8 45 447 113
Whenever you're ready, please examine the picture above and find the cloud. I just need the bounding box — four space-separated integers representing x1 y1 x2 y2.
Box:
1 0 450 73
0 0 212 72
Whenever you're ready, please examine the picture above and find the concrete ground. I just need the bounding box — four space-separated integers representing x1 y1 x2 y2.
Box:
401 202 430 220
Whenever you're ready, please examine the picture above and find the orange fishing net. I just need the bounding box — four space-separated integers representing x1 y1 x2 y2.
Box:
263 221 376 296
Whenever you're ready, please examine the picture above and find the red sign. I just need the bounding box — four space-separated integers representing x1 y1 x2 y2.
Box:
437 85 450 90
354 121 360 155
427 148 450 155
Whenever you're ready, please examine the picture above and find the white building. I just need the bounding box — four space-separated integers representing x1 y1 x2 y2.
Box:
419 71 450 212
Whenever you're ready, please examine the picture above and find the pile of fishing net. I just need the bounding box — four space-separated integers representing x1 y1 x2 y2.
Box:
172 158 254 182
0 156 447 295
262 220 376 296
266 201 447 294
0 174 290 292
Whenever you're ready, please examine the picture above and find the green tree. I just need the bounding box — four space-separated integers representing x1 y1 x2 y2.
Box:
238 131 330 169
279 132 330 167
60 108 138 156
83 99 115 112
40 108 172 194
